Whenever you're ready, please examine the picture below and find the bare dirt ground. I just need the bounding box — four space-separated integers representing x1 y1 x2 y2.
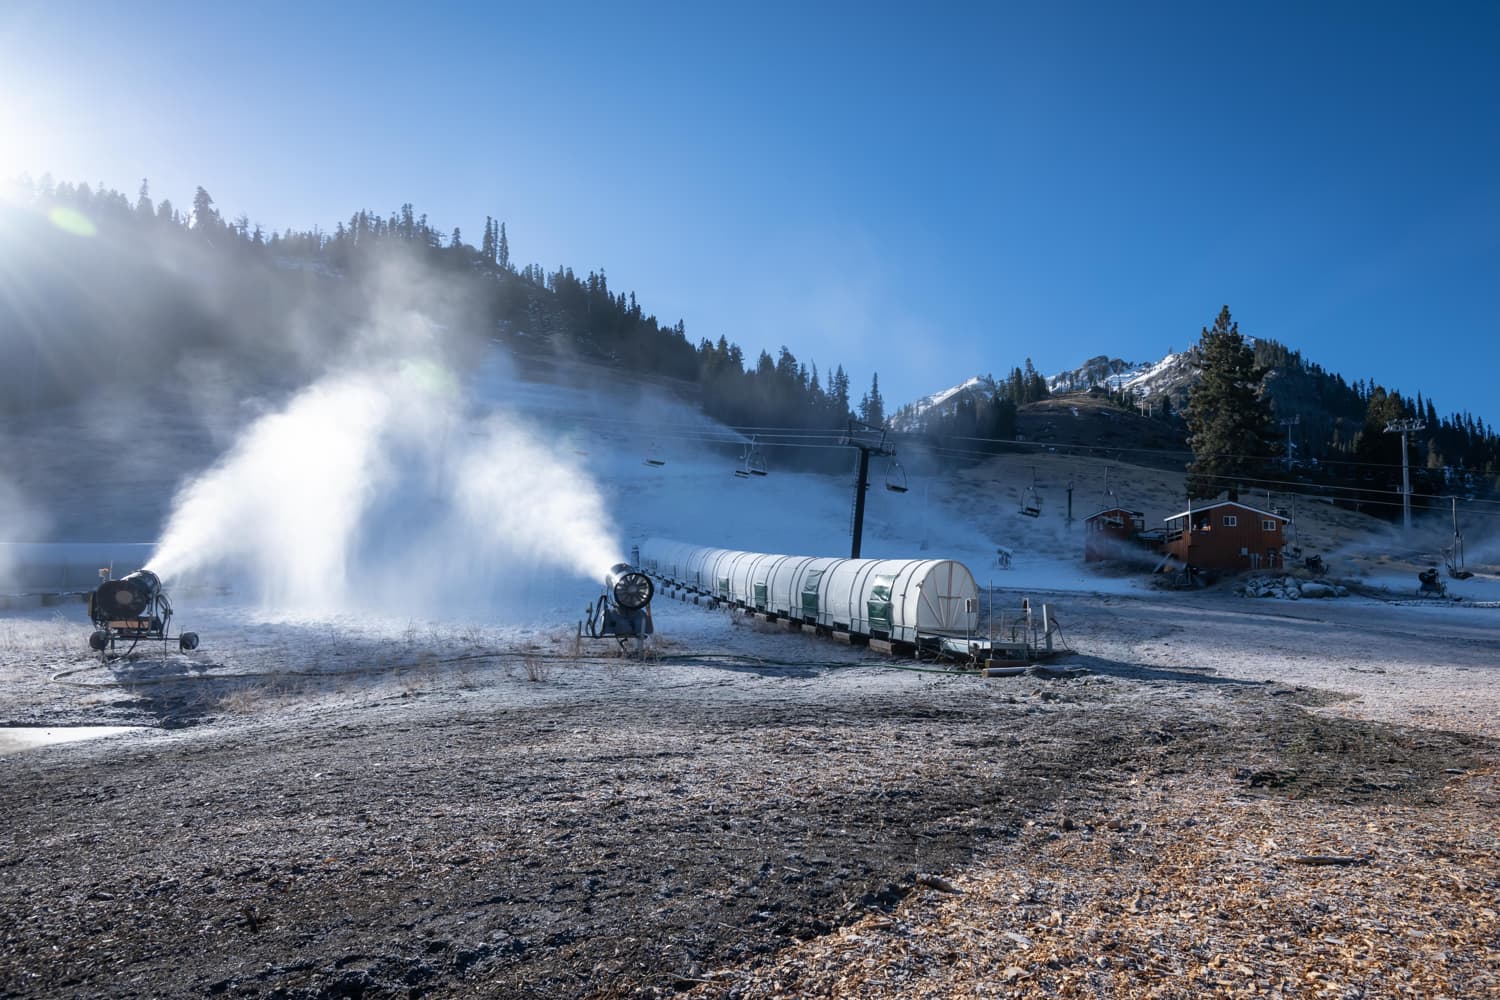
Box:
1 591 1496 999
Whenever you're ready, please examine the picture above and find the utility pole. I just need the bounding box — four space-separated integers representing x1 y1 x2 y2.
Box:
1384 418 1426 531
1279 415 1299 472
1447 496 1469 577
841 420 895 559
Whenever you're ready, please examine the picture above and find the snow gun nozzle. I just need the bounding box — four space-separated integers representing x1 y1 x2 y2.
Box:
606 563 654 611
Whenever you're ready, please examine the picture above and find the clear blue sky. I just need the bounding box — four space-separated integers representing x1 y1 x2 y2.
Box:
3 1 1498 423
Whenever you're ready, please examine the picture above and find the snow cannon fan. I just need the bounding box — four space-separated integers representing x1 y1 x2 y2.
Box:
580 563 655 653
607 563 654 612
87 568 200 658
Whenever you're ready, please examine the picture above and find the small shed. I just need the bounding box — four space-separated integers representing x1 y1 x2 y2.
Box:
1161 500 1289 573
1083 507 1146 562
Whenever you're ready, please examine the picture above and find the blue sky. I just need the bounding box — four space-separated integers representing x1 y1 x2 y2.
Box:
3 1 1498 423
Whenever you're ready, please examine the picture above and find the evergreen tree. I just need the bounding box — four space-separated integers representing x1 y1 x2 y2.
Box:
830 365 851 419
498 223 510 271
1184 306 1276 500
481 217 495 262
858 373 885 427
1352 384 1410 473
191 186 220 235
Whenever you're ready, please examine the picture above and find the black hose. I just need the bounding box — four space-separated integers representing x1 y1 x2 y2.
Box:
104 637 142 663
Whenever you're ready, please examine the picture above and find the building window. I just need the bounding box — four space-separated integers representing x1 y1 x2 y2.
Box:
1223 515 1238 527
1262 519 1277 531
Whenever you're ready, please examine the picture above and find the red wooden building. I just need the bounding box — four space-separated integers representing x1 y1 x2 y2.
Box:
1160 500 1289 572
1083 507 1147 562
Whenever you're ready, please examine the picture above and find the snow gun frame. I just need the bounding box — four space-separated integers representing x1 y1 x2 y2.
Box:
87 569 199 659
578 563 656 655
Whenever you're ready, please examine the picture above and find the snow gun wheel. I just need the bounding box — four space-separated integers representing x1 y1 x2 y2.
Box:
178 632 200 652
89 630 110 653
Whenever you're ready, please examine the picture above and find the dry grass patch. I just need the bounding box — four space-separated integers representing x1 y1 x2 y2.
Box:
693 767 1500 999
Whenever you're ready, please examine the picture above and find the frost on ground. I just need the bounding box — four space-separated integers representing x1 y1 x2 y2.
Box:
3 361 1499 996
1 587 1496 999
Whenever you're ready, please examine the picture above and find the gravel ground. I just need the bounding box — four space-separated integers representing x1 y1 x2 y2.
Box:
1 589 1496 999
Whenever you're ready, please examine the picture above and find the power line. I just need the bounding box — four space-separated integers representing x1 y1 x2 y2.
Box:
494 394 1499 518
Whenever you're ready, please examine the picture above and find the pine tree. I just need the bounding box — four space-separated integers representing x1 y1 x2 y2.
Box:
481 217 496 262
830 365 851 419
859 373 885 427
1184 306 1276 500
191 186 220 235
498 223 510 271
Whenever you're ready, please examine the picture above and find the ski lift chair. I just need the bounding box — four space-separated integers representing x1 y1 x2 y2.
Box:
884 459 908 493
1019 468 1042 517
1019 486 1042 518
748 450 768 477
735 438 768 478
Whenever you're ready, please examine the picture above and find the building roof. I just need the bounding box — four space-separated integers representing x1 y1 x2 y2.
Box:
1163 499 1289 523
1085 507 1144 521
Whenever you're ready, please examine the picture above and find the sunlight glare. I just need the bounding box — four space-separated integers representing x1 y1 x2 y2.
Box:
47 206 96 237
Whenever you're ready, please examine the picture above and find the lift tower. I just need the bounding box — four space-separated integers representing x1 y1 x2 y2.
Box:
1384 418 1426 531
841 420 895 559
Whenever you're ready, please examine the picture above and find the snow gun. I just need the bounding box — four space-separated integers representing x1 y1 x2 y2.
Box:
87 569 200 657
579 563 655 653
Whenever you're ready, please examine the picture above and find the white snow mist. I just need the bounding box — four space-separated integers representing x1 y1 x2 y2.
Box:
0 475 50 584
451 414 622 582
147 358 622 618
146 368 405 611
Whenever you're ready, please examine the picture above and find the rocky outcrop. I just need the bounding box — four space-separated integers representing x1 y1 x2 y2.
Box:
1238 575 1348 600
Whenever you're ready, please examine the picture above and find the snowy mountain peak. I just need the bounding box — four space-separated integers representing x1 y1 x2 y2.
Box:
1045 356 1142 393
889 374 996 431
1112 350 1199 399
1045 350 1200 399
912 374 993 413
894 348 1203 431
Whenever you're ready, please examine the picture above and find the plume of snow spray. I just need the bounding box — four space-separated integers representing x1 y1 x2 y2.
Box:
145 368 416 611
146 350 623 617
451 414 622 581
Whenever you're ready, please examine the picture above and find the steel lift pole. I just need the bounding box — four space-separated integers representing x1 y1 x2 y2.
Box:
842 420 895 559
1384 418 1425 532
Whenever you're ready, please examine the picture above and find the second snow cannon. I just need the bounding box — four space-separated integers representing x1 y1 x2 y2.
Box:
580 563 655 650
87 569 200 656
606 563 654 612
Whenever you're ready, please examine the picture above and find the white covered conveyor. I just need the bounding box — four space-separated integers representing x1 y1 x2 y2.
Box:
638 538 980 644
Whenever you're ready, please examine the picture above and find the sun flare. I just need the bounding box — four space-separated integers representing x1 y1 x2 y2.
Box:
0 101 34 201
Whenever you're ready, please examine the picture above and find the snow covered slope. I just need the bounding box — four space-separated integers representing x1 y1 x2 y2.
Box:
7 338 1495 625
